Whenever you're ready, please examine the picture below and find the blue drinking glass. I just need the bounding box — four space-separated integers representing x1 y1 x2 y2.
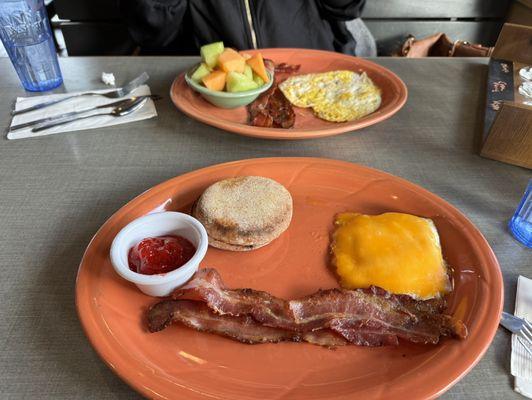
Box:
0 0 63 91
509 179 532 248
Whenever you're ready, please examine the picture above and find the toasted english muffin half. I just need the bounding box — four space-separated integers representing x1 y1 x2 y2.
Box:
206 236 268 252
192 176 292 250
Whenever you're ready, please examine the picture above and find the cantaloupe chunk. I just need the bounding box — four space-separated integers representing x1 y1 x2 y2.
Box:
217 48 246 73
202 70 226 91
246 53 269 83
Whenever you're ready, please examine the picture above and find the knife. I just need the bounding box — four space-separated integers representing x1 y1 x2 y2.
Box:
9 95 158 132
11 72 150 116
500 311 528 334
500 311 532 357
31 96 149 133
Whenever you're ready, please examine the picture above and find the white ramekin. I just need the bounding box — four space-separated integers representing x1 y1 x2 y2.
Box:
110 211 208 297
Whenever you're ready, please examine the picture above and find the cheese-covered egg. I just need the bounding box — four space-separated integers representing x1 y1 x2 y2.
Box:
331 212 451 299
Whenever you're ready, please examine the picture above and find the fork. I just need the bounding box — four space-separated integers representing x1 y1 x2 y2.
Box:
500 311 532 357
12 72 150 116
31 96 149 133
9 95 161 132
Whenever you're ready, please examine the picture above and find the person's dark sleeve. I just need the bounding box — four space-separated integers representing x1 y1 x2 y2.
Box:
317 0 366 20
119 0 187 48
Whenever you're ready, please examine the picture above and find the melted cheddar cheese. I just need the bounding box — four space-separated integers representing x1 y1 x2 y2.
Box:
331 212 451 299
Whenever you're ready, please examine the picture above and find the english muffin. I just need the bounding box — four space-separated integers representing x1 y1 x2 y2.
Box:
192 176 293 251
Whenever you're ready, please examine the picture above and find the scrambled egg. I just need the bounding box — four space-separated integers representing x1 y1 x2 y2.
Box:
279 71 381 122
331 212 451 299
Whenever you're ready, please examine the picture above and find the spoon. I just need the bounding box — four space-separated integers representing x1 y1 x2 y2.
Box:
32 97 149 133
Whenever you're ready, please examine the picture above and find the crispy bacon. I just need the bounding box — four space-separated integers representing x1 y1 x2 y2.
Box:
268 87 295 128
247 60 299 129
147 299 348 346
274 62 301 74
248 86 274 128
289 286 465 344
263 59 301 74
171 269 467 345
173 268 292 327
248 86 295 128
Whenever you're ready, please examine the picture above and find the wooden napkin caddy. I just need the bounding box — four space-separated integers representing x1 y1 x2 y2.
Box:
480 23 532 169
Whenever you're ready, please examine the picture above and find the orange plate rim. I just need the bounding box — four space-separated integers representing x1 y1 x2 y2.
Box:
170 48 408 140
76 157 503 400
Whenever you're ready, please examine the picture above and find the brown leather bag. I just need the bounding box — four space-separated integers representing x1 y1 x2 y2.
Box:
399 33 494 57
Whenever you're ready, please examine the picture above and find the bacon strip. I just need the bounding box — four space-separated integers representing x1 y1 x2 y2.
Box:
147 299 347 346
247 60 298 129
248 86 295 128
274 63 301 74
263 59 301 74
289 286 465 344
171 269 467 345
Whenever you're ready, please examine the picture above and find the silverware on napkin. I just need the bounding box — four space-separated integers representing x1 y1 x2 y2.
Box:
31 96 149 133
501 311 532 357
9 94 161 132
12 72 150 116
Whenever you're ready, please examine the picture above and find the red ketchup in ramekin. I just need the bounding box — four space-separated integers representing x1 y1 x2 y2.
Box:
128 235 196 275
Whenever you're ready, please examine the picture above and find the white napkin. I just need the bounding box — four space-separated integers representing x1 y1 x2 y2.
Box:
512 276 532 398
7 84 157 140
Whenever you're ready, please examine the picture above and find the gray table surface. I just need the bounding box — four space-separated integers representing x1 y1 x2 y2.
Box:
0 56 530 399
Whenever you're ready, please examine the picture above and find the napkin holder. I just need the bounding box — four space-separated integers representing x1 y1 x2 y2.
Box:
480 23 532 169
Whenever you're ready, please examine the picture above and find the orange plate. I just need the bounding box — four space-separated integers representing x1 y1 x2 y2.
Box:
76 158 503 400
170 48 408 139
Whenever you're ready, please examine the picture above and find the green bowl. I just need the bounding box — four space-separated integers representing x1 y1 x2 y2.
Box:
185 66 274 109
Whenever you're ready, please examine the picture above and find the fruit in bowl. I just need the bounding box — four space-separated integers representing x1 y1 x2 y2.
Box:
185 41 274 109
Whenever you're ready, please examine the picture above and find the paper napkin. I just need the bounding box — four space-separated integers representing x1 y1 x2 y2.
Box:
7 84 157 140
512 276 532 398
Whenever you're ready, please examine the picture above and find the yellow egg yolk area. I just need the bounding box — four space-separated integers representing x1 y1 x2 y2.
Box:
331 212 451 299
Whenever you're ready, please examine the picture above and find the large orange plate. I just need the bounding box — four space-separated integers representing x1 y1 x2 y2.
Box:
170 49 407 139
76 158 503 399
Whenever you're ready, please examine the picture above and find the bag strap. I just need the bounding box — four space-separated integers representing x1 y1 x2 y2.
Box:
450 40 494 57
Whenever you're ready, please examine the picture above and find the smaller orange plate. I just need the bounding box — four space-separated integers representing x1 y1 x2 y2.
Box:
170 48 408 139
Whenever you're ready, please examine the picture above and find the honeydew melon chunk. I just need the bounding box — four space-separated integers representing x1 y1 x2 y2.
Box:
244 65 253 80
190 63 211 83
200 41 224 69
252 72 265 87
226 71 259 92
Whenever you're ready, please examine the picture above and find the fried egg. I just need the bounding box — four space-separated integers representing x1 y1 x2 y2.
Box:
279 70 381 122
331 212 451 300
